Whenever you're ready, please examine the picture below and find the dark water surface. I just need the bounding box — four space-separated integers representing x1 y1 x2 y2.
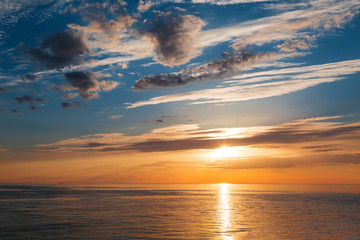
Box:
1 184 360 239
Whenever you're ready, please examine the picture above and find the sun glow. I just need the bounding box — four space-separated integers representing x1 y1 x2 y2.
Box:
213 146 237 159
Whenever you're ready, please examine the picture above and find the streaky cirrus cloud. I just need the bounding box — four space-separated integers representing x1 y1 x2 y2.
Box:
35 116 360 157
209 153 360 170
127 58 360 108
198 0 359 52
133 51 274 90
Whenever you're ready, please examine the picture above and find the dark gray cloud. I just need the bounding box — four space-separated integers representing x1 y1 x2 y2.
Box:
14 95 45 104
0 87 8 93
10 109 20 113
61 101 82 110
61 102 72 109
23 30 90 69
64 71 100 99
141 11 205 66
14 95 33 104
21 73 37 82
133 51 272 90
35 98 46 102
30 105 38 111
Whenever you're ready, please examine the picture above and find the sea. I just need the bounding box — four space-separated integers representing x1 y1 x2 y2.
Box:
1 183 360 239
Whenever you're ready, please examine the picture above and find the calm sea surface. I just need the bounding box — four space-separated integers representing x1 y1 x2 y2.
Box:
1 184 360 239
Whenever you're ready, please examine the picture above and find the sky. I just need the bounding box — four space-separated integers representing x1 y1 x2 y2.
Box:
0 0 360 184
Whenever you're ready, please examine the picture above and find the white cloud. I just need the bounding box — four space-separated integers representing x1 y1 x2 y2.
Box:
198 0 360 50
126 59 360 108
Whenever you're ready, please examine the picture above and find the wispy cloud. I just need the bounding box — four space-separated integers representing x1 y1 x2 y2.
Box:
209 153 360 170
35 116 360 159
198 0 360 50
127 59 360 108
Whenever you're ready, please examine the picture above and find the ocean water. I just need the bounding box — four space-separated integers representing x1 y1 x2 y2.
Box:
1 184 360 239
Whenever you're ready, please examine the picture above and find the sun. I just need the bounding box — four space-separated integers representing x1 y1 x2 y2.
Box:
212 146 237 159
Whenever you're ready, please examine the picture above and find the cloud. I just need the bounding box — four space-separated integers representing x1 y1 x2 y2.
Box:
60 71 119 99
67 2 141 57
210 154 360 170
20 73 37 82
133 51 273 90
0 148 8 152
0 0 69 31
35 97 46 102
14 94 46 104
14 94 32 104
9 109 19 113
198 0 359 51
118 62 128 69
141 11 205 66
35 116 360 163
110 115 124 119
127 58 360 108
64 71 99 99
61 101 83 110
137 0 153 13
30 104 38 111
22 29 91 69
99 80 119 91
61 102 72 110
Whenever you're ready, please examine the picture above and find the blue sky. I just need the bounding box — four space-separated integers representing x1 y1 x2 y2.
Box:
0 0 360 183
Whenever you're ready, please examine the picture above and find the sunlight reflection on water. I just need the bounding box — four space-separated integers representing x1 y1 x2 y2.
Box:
218 183 233 240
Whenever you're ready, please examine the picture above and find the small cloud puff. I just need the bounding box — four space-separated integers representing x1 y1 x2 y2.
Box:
110 115 124 119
